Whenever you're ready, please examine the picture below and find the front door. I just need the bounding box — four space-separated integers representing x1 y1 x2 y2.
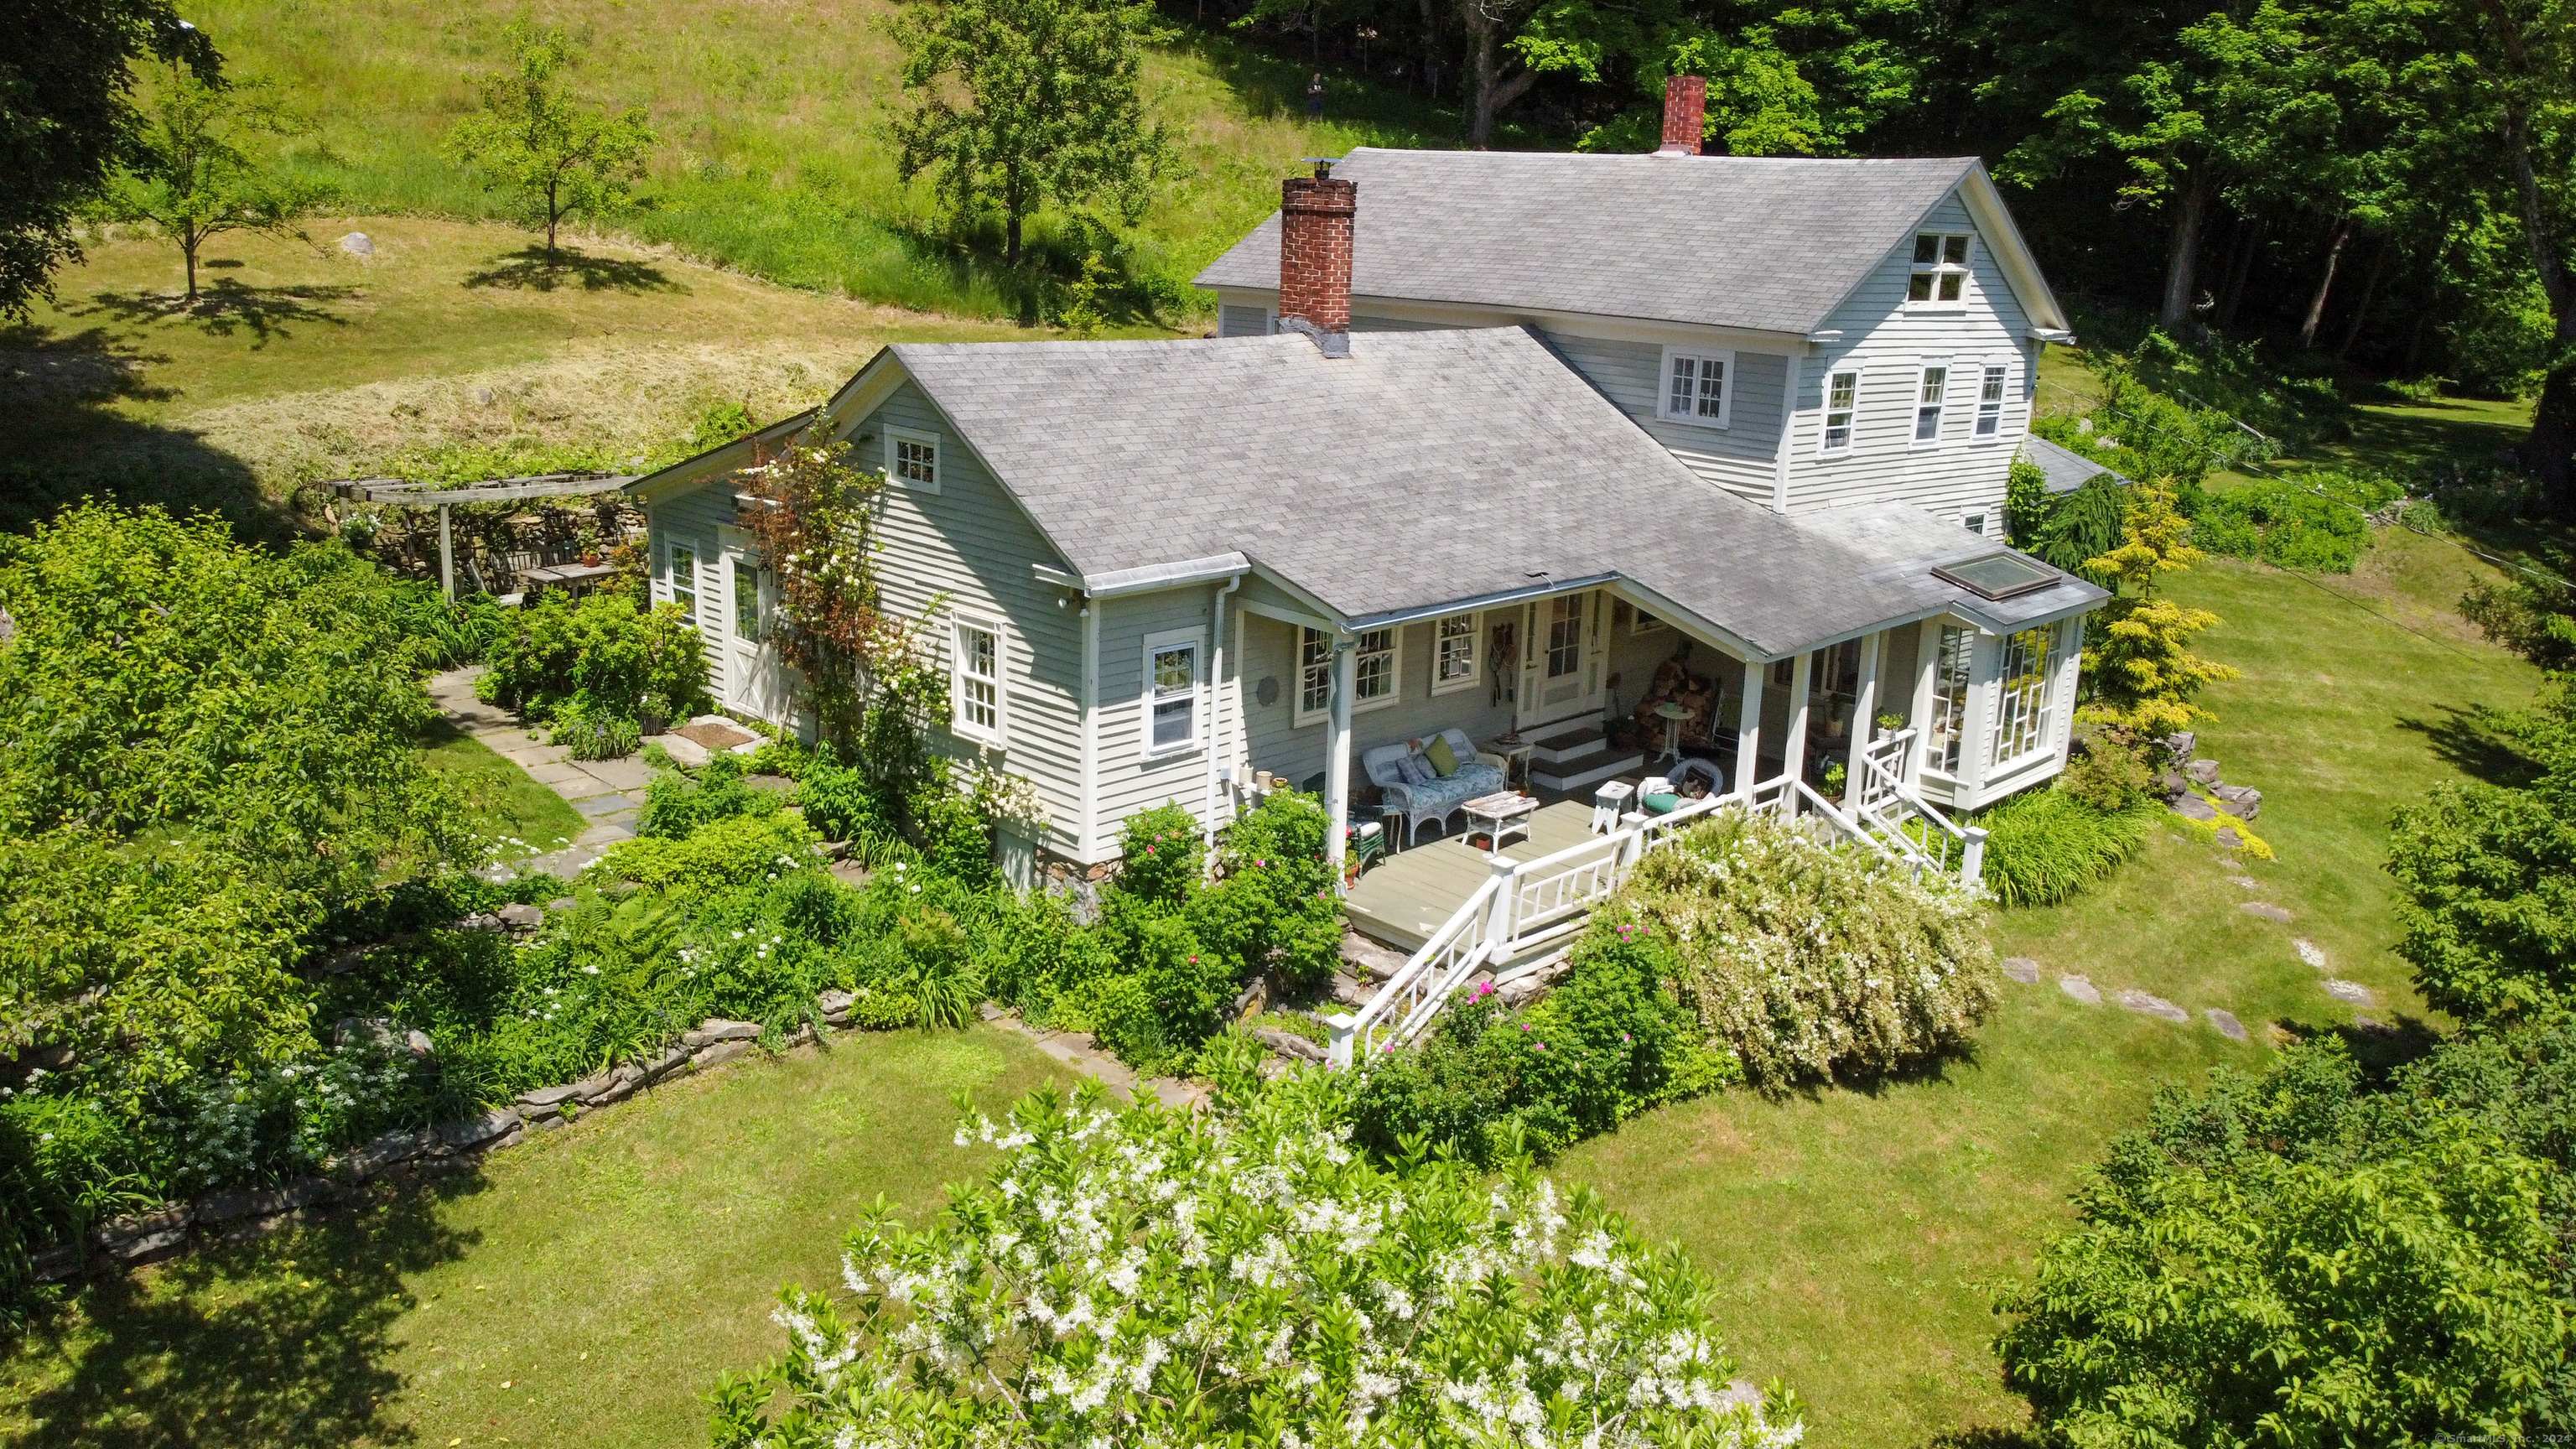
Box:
1515 589 1607 733
719 546 782 722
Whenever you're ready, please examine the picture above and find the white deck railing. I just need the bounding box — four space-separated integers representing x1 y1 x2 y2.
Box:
1326 752 1983 1068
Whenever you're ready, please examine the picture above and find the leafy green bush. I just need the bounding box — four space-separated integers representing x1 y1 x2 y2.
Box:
1971 788 2161 909
599 813 823 896
1115 801 1203 904
477 589 709 730
2193 471 2397 573
2056 729 2160 813
794 750 896 844
2386 681 2576 1024
388 582 517 668
1353 917 1727 1166
549 692 644 760
1619 813 1997 1086
637 751 779 839
1995 1040 2570 1447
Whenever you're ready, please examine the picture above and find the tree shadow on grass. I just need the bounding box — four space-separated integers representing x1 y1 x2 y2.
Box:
0 323 279 540
9 1173 485 1448
463 246 680 294
2395 703 2549 788
74 280 357 349
2276 1014 2444 1082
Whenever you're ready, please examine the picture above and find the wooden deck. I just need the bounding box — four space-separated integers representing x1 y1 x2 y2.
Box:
1344 799 1612 953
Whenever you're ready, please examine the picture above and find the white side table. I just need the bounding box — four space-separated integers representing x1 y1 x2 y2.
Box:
1591 780 1634 834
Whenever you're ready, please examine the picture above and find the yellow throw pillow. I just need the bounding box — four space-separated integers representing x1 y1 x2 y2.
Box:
1424 735 1460 777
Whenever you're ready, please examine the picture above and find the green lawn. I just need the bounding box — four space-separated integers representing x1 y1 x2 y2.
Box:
0 1028 1072 1449
175 0 1518 322
420 721 589 864
1559 527 2546 1447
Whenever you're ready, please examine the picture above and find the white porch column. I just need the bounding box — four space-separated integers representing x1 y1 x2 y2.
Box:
1908 625 1940 787
1853 631 1883 747
1323 635 1356 886
438 503 454 600
1735 657 1765 800
1784 650 1813 802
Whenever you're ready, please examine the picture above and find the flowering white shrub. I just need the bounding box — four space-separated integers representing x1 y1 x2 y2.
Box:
711 1052 1803 1448
1614 813 1997 1087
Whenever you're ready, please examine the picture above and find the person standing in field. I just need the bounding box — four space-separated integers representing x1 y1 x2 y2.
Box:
1307 72 1323 117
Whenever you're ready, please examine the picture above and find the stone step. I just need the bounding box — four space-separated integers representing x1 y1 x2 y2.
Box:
1530 751 1644 793
1340 931 1410 981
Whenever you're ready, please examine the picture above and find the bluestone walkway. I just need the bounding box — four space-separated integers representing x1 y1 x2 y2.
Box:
431 667 646 880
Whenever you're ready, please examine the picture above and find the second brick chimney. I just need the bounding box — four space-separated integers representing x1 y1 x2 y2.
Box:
1656 74 1706 156
1278 158 1356 357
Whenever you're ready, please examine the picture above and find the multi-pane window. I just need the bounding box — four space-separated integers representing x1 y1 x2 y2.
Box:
1964 514 1987 538
890 430 938 491
1145 631 1198 754
1914 366 1949 444
1299 627 1333 722
1928 626 1973 773
953 618 1001 743
1908 232 1971 304
1545 595 1584 678
1990 625 2056 767
1821 370 1858 454
1434 613 1479 693
1353 627 1397 705
668 543 698 615
734 560 761 639
1659 348 1732 427
1974 364 2007 439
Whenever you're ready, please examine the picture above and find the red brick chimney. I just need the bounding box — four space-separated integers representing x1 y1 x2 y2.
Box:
1278 158 1355 357
1656 75 1706 156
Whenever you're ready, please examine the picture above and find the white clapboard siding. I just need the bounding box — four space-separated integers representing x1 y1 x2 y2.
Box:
1784 191 2036 523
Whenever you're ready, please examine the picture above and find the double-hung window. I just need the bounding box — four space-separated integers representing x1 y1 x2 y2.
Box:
667 543 699 616
1908 233 1971 304
1973 363 2007 440
887 427 939 493
951 615 1005 745
1820 369 1859 456
1143 627 1202 756
1658 347 1733 428
1544 596 1584 679
1433 613 1479 694
1296 626 1398 725
1913 364 1950 444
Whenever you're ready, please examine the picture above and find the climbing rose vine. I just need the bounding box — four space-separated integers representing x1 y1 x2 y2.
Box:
709 1050 1803 1448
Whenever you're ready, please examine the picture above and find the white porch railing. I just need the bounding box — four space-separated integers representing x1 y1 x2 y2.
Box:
1325 750 1984 1069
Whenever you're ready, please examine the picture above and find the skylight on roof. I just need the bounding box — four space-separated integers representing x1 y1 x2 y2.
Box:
1933 551 2060 600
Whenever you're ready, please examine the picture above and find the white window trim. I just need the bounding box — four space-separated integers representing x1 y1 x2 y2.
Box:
1905 232 1975 311
1294 626 1332 729
1431 612 1482 696
1971 360 2010 444
950 610 1007 748
1818 366 1861 458
1628 605 1666 637
1348 626 1403 716
1910 361 1952 449
886 424 941 495
1656 345 1735 430
1141 625 1204 758
664 538 700 611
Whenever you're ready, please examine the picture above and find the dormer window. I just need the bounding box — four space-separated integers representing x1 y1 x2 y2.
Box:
1909 233 1971 304
1658 346 1733 428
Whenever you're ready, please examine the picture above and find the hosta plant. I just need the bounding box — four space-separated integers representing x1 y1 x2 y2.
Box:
709 1045 1803 1449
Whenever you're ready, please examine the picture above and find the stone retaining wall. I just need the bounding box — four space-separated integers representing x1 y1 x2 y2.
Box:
28 991 870 1286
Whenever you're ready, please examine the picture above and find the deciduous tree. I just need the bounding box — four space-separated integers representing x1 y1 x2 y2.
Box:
445 23 656 262
104 65 335 304
891 0 1174 267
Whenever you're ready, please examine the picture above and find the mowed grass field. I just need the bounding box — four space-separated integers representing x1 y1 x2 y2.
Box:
177 0 1503 321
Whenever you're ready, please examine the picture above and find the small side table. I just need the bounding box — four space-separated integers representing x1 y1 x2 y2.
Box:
1483 736 1535 791
1462 792 1538 858
1591 780 1635 834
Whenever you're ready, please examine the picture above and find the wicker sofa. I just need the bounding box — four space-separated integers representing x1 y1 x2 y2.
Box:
1362 728 1509 846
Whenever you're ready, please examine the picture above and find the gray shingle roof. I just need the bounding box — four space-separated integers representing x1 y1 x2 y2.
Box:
1192 148 1980 336
2019 434 2129 494
888 329 2102 657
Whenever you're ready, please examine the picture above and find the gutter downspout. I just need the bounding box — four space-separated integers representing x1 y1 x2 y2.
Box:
1202 572 1243 864
1078 595 1099 865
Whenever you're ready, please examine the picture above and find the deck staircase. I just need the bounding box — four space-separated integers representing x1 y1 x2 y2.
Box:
1327 740 1986 1068
1524 724 1645 793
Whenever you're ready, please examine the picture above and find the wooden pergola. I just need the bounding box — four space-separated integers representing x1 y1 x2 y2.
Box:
329 471 636 597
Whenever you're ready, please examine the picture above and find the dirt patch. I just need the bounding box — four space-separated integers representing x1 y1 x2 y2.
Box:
676 720 757 751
